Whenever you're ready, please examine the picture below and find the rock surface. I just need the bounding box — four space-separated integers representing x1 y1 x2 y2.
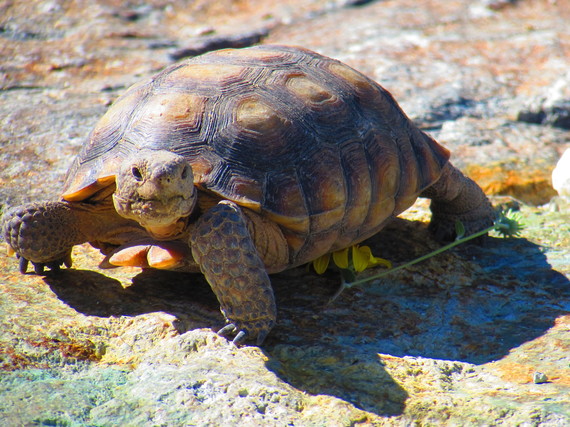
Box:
553 148 570 197
1 0 569 425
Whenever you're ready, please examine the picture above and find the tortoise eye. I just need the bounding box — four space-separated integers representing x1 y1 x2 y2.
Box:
131 167 143 181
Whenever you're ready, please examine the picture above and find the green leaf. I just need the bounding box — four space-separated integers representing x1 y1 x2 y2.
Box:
455 220 465 240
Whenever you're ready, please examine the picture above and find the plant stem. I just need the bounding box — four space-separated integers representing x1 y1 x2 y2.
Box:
344 225 494 288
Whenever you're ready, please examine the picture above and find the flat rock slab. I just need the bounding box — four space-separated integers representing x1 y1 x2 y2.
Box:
1 0 569 425
1 202 568 425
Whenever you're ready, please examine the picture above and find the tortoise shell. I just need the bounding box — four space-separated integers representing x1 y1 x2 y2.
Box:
61 44 449 263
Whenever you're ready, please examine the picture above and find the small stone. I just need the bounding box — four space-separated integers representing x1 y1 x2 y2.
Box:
552 149 570 198
533 371 548 384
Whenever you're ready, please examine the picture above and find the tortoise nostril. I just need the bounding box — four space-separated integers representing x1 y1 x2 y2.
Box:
132 167 143 181
181 166 189 180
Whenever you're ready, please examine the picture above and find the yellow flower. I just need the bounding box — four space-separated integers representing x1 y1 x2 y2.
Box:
352 245 392 272
312 245 391 274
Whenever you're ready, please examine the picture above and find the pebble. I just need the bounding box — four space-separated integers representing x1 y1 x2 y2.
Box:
552 148 570 197
533 371 549 384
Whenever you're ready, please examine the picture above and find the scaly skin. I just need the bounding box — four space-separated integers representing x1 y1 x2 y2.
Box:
2 201 86 274
421 163 496 240
2 199 147 275
190 200 277 345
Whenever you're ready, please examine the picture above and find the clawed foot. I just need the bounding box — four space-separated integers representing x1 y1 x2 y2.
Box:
191 201 278 346
12 250 73 275
2 202 82 275
217 319 273 346
428 209 495 242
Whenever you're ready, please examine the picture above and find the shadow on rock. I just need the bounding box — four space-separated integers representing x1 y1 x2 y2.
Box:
41 216 568 418
266 217 569 362
443 235 570 363
43 268 222 334
370 219 569 364
265 344 409 416
42 218 568 368
259 218 568 417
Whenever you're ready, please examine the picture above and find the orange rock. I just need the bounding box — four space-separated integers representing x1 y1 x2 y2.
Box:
466 163 557 205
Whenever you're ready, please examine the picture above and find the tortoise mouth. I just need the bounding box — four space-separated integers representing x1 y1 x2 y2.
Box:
113 193 196 237
145 218 188 239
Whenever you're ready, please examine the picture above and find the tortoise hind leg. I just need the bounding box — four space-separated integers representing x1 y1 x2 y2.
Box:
421 163 496 241
2 201 87 274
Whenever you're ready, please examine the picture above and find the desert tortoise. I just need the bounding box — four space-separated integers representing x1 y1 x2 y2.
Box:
2 45 494 344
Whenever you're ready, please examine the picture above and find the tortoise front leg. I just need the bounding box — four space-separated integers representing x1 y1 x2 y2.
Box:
2 201 87 274
190 200 277 345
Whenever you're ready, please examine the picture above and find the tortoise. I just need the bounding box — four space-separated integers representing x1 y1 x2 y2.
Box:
2 45 494 344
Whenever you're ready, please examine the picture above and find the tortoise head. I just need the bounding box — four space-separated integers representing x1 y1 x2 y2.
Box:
113 149 197 239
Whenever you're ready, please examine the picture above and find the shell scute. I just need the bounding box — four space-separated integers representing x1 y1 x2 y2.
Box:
328 62 376 96
210 45 301 65
235 96 289 136
299 149 347 232
161 63 248 91
286 74 337 106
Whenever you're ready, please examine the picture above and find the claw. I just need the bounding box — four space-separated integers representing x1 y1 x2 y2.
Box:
219 323 250 345
33 263 45 275
217 324 264 346
218 323 237 338
232 330 248 345
46 261 61 272
255 329 269 346
63 253 73 268
18 256 29 274
16 256 68 275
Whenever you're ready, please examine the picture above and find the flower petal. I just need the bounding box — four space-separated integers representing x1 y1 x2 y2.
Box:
313 253 331 274
352 245 370 272
332 247 349 269
368 255 392 269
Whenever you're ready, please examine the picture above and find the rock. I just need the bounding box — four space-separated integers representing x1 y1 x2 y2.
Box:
517 71 570 130
1 0 570 425
2 202 568 425
533 371 549 384
434 118 566 205
169 28 270 60
552 148 570 197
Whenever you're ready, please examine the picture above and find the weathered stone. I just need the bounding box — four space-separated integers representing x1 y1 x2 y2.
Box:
1 0 569 425
517 71 570 130
1 199 568 425
434 118 568 205
169 28 270 60
553 148 570 197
